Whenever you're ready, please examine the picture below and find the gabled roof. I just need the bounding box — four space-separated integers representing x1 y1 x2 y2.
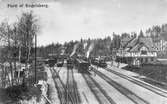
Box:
126 37 138 48
121 37 135 48
122 37 156 52
130 44 141 52
139 37 154 49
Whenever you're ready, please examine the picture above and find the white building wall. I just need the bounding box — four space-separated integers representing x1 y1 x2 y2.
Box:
117 52 157 57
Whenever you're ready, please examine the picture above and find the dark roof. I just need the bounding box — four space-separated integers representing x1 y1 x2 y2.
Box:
130 44 141 52
121 37 134 48
139 37 153 48
123 37 156 52
126 37 138 48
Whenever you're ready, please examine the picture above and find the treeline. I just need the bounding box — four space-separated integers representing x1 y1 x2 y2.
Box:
37 24 167 58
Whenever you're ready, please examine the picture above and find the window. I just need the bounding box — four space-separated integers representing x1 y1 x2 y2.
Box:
151 57 154 61
141 50 147 55
145 58 148 63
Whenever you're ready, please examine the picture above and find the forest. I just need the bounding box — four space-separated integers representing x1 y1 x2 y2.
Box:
37 24 167 58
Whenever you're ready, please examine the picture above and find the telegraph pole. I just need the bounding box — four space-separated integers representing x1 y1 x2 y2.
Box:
35 34 37 84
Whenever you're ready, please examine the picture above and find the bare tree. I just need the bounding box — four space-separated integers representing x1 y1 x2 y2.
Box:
17 11 39 63
0 21 15 86
16 11 39 86
0 11 39 87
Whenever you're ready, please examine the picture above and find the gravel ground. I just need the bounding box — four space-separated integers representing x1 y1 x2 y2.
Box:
108 65 167 93
56 66 67 85
73 69 99 104
98 67 167 104
108 66 140 77
44 63 167 104
46 67 60 104
92 74 135 104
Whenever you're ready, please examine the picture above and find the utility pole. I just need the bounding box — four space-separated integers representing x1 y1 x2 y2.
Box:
35 34 37 84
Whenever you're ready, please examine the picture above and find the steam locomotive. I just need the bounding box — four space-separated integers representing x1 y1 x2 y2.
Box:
46 58 57 67
45 55 64 67
75 58 90 73
67 58 74 69
72 55 107 73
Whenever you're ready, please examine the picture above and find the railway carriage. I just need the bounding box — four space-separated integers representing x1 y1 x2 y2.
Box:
91 58 107 68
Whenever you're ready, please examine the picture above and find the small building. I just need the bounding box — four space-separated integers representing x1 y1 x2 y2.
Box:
116 37 157 66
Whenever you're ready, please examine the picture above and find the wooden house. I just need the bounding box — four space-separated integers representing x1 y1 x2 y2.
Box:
116 37 157 66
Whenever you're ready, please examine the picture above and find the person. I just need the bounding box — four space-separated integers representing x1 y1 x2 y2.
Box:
89 65 96 76
93 66 96 76
111 59 113 66
117 61 120 68
89 65 93 71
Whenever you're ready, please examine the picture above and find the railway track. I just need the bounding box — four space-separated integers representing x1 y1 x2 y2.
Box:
66 68 81 104
92 69 150 104
105 67 167 98
50 67 66 104
82 73 117 104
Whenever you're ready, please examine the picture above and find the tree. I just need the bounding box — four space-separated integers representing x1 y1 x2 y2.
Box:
161 24 167 32
138 30 144 38
121 33 130 39
0 21 15 86
112 33 121 50
17 11 39 63
152 25 161 37
0 11 39 87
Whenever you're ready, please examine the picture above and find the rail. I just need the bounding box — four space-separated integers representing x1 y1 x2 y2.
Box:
82 73 116 104
66 68 81 104
92 68 150 104
105 67 167 98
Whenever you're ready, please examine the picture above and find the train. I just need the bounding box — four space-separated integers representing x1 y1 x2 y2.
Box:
74 58 90 73
45 58 57 67
68 55 107 73
57 61 64 67
46 53 108 73
45 56 64 67
91 57 107 68
67 58 74 69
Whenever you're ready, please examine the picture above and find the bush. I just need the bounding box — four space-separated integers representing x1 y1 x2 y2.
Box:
6 85 28 100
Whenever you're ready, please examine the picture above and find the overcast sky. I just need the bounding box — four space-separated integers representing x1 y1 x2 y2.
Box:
0 0 167 46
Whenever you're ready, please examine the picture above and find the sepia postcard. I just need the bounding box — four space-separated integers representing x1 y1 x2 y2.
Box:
0 0 167 104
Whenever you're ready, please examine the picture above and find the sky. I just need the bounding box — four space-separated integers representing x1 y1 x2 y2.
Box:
0 0 167 46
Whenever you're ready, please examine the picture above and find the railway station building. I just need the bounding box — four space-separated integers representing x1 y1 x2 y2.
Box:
116 36 157 66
